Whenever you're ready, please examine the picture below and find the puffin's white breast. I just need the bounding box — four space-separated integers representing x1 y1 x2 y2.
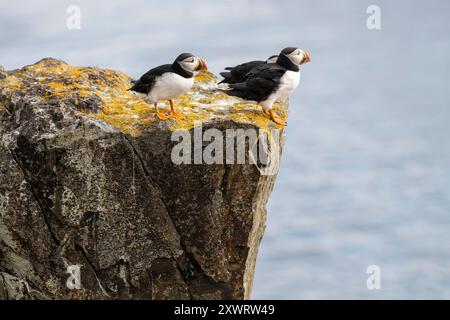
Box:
149 72 194 101
261 70 300 109
278 70 300 96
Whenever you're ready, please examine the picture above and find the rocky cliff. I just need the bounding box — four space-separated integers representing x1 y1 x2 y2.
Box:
0 58 286 300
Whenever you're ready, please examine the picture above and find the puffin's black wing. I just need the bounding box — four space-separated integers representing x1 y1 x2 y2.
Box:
128 64 173 94
224 64 286 102
219 60 264 84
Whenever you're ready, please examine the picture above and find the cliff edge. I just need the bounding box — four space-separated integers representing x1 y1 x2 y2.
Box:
0 58 286 299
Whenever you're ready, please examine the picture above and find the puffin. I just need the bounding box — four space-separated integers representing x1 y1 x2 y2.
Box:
222 47 310 126
128 53 207 120
218 54 278 84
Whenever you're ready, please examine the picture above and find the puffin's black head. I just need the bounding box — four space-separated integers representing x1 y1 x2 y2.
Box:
279 47 311 65
265 55 279 63
175 53 207 72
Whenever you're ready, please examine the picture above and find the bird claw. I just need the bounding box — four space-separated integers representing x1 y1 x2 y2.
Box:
270 111 287 127
156 110 169 121
170 110 185 119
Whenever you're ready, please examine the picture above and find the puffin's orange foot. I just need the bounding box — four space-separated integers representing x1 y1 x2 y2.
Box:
263 109 271 119
170 110 185 119
156 110 169 121
270 110 287 126
168 99 184 119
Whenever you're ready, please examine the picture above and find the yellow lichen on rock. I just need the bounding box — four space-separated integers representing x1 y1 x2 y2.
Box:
0 75 23 91
0 58 288 136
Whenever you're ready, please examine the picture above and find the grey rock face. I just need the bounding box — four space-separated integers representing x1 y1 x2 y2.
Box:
0 66 6 80
0 59 285 299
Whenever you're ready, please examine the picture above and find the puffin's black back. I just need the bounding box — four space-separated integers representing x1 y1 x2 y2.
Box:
128 64 173 93
219 60 265 84
225 63 287 102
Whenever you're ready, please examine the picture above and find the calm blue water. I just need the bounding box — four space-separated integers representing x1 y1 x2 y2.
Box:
1 0 450 299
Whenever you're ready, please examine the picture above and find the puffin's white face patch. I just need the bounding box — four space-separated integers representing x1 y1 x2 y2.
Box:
266 56 278 64
178 56 198 72
286 49 304 65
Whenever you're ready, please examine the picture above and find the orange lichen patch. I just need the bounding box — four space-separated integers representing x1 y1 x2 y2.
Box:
0 59 288 136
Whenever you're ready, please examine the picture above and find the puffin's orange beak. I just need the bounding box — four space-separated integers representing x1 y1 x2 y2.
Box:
304 51 311 63
196 58 207 71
